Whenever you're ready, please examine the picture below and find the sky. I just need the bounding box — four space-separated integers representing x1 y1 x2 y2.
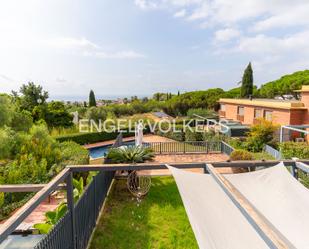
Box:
0 0 309 100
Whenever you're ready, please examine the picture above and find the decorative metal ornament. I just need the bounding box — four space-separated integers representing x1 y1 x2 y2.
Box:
127 171 151 197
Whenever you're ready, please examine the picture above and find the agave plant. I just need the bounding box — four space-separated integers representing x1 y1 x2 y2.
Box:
106 146 154 163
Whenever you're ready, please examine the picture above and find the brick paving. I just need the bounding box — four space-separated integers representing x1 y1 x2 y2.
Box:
1 193 64 231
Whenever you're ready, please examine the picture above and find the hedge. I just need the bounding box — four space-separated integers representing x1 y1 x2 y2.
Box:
279 142 309 159
55 127 150 145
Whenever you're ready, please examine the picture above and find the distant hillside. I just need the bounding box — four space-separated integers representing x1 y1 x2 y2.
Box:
162 70 309 116
257 70 309 98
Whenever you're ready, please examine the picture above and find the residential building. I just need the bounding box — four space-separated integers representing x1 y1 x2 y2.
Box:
218 85 309 126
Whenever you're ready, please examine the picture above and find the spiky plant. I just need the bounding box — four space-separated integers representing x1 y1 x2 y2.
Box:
106 146 154 164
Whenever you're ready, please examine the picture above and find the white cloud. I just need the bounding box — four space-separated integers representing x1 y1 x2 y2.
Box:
85 50 146 59
0 34 146 60
174 9 186 18
187 2 210 21
134 0 158 9
0 74 14 82
215 28 240 42
46 37 100 50
135 0 202 9
236 32 309 55
253 4 309 31
135 0 309 31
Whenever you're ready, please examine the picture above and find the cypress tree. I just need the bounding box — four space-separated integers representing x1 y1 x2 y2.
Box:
240 62 253 98
89 90 97 107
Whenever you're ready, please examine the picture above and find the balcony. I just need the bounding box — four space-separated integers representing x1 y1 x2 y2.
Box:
2 159 309 249
237 115 244 122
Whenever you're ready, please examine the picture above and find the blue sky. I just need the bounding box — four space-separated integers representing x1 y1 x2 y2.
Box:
0 0 309 100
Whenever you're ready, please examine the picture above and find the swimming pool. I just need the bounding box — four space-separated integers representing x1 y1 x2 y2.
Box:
89 140 136 159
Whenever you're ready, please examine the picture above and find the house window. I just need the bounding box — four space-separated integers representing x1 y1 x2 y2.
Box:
237 106 244 116
264 110 273 121
254 109 262 118
220 104 226 111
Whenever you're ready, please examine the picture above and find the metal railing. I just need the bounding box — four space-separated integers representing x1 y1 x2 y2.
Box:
264 145 282 160
34 212 72 249
144 141 221 154
2 160 309 248
34 170 115 249
220 141 235 155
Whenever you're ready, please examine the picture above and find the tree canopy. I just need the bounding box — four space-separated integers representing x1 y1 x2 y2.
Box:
258 70 309 99
17 82 49 112
89 90 97 107
240 62 253 98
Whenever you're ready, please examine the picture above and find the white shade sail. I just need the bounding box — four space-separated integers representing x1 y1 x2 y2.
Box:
168 163 309 249
167 166 269 249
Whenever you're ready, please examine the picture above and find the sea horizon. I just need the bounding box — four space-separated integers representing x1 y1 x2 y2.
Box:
50 94 151 102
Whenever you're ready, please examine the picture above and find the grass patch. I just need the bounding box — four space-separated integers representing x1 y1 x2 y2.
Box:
252 152 275 160
89 177 198 249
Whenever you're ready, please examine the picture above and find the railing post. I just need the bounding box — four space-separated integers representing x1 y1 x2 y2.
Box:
66 172 76 249
183 142 186 154
93 175 97 220
292 158 299 179
160 142 162 154
291 163 298 179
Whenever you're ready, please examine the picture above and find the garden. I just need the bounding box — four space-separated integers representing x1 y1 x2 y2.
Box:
89 177 198 249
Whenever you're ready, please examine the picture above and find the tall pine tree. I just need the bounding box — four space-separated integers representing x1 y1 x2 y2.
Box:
89 90 97 107
240 62 253 98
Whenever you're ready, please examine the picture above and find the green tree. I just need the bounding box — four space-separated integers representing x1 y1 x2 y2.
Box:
0 128 15 159
19 82 49 112
85 107 107 122
0 94 14 127
164 88 225 116
240 62 253 98
258 70 309 99
45 101 73 127
89 90 97 107
11 110 33 132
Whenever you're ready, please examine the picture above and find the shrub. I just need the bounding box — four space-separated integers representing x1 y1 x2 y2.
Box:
55 130 135 144
244 119 278 152
106 146 154 163
230 149 254 161
45 101 73 128
48 141 89 176
11 110 33 132
85 107 107 122
226 138 245 150
56 126 151 145
279 142 309 189
279 142 309 159
0 128 16 159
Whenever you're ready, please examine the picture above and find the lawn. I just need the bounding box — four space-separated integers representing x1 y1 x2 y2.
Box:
252 152 275 160
89 177 198 249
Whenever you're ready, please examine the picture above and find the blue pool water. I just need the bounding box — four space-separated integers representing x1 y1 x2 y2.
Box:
89 140 136 158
